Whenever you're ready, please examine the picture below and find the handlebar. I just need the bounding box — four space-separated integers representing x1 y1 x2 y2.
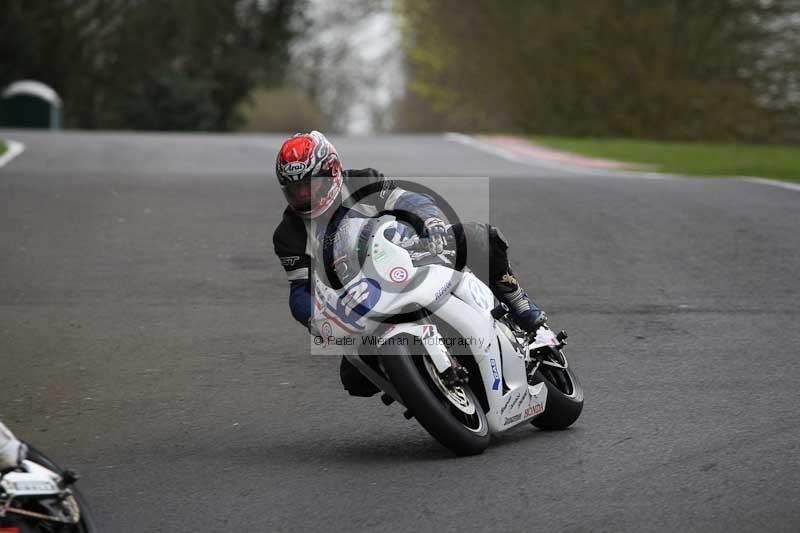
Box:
409 249 456 261
396 235 456 262
397 235 421 250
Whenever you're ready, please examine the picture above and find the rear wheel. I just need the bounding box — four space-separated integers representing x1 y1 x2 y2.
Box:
530 359 583 430
380 336 489 456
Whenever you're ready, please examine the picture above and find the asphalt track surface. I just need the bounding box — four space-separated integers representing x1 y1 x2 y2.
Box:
1 130 799 532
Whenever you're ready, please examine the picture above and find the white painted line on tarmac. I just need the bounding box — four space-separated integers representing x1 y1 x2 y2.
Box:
443 133 682 180
739 177 800 193
443 132 527 165
0 140 25 169
445 133 800 191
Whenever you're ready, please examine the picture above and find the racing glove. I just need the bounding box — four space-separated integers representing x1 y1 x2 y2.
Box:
423 217 448 255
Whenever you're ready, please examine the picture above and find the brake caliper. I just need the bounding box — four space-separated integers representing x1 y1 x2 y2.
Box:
441 365 469 387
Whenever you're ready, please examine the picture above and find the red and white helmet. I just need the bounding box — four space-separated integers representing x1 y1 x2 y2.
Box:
276 131 343 218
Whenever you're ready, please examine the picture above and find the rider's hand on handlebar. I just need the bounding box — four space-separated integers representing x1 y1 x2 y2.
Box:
423 217 448 255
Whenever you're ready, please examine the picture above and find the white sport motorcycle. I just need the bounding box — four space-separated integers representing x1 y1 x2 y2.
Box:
312 215 583 456
0 423 96 532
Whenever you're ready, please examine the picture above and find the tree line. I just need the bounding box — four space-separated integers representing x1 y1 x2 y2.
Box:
3 0 798 141
395 0 800 143
1 0 303 130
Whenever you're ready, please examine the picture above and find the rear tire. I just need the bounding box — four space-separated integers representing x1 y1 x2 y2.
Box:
380 336 490 456
530 365 583 430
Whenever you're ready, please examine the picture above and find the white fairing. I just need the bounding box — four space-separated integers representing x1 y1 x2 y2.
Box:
311 216 552 434
432 273 548 432
1 460 61 496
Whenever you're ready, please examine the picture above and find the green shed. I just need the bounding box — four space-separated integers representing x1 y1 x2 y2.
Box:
1 80 62 129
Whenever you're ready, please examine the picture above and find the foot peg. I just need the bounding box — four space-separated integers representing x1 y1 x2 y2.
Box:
491 303 509 319
381 393 395 406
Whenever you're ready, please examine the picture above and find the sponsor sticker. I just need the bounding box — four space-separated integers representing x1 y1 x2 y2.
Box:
503 413 522 426
333 278 382 329
524 402 544 418
283 161 307 175
500 393 517 415
434 281 452 300
388 266 409 283
321 321 333 337
3 479 59 494
513 390 528 409
373 250 388 262
490 358 501 391
280 255 301 267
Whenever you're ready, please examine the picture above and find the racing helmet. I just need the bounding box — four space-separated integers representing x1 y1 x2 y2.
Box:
276 131 343 218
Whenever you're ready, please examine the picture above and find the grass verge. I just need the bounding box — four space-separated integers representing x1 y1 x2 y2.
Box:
532 136 800 182
0 139 6 157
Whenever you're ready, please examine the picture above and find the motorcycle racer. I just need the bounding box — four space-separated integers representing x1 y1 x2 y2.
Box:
272 131 546 395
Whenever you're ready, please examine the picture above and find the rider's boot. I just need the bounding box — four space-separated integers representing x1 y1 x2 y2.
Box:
492 270 547 334
339 356 380 397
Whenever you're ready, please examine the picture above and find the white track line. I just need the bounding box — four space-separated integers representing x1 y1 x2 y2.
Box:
445 133 800 192
0 140 25 168
443 132 527 165
738 177 800 192
444 133 681 180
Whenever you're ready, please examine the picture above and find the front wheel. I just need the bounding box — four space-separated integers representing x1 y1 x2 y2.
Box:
530 362 584 430
380 336 489 456
20 445 98 533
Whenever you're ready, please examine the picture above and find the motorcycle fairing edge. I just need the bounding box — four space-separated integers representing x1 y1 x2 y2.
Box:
342 323 453 408
1 460 61 497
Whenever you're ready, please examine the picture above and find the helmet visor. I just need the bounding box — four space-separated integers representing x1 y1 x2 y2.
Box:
284 175 334 214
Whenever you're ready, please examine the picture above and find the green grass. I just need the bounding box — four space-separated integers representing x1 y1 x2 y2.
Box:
0 139 6 157
531 136 800 182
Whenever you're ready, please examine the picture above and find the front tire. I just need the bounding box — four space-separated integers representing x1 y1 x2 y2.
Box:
23 444 98 533
380 336 490 456
530 364 583 430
